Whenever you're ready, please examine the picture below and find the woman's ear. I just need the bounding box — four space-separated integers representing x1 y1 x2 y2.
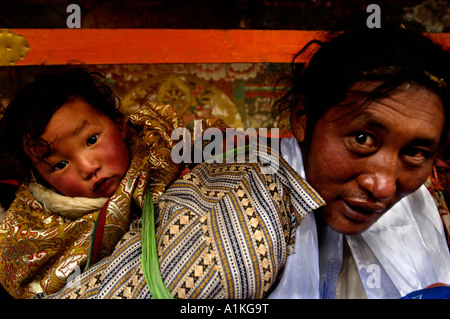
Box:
291 107 307 143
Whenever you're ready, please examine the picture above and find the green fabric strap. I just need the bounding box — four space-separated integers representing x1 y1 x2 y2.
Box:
142 191 173 299
141 145 250 298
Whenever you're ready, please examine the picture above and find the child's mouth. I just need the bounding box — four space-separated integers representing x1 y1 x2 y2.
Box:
93 177 113 193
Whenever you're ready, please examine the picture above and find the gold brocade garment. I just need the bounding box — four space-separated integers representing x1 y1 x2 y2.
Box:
0 103 186 299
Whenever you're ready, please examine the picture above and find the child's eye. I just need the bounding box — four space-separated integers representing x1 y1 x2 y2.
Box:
87 134 98 146
53 161 68 171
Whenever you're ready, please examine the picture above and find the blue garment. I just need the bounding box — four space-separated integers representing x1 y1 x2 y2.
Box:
402 286 450 299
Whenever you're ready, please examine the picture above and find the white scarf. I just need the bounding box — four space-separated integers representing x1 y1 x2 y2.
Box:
28 182 108 219
269 136 450 299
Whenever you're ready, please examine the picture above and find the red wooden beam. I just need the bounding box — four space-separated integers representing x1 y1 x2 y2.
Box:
10 29 328 65
9 29 450 66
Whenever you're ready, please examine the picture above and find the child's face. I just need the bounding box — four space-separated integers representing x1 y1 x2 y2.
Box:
27 98 130 198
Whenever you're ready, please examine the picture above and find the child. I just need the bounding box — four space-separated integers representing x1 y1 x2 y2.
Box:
0 65 190 298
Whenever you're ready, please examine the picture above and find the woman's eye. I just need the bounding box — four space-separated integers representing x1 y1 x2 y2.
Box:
403 147 432 162
53 161 68 171
87 134 98 145
347 132 377 155
354 132 376 148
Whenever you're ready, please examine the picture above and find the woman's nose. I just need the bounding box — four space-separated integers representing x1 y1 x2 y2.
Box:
357 158 398 202
358 172 397 202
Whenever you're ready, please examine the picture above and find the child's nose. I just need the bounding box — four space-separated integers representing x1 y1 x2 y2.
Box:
77 155 101 179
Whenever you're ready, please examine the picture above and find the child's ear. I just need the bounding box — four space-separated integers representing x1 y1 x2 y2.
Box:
116 117 127 139
291 106 307 143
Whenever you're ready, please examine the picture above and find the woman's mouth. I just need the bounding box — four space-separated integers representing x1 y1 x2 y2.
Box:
340 198 386 223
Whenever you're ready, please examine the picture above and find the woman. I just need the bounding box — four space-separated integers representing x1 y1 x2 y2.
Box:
34 26 450 299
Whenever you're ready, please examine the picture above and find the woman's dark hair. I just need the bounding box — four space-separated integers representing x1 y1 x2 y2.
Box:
0 64 121 179
273 26 450 146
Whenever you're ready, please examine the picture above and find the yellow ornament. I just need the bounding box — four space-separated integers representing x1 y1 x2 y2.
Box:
0 29 29 66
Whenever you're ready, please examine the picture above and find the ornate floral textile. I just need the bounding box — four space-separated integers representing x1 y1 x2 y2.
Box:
425 161 450 250
0 102 185 298
34 148 325 299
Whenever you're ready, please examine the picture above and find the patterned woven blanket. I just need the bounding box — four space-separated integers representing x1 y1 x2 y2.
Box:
34 148 325 299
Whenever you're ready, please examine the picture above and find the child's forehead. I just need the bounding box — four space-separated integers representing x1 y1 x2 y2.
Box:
43 101 101 137
26 100 114 163
52 98 103 120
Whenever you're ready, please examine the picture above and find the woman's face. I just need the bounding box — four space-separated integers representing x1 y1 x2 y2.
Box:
292 82 445 235
26 98 130 198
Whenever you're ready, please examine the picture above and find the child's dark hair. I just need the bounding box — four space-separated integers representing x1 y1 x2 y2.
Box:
0 64 121 179
273 26 450 146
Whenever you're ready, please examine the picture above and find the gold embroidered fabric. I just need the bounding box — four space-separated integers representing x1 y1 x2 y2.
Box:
0 102 186 298
32 148 325 299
